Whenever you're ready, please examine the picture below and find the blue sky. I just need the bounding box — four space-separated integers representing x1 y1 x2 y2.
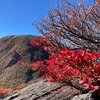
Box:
0 0 94 38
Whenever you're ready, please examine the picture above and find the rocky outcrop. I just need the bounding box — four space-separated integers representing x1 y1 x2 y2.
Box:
5 79 100 100
71 92 93 100
5 79 80 100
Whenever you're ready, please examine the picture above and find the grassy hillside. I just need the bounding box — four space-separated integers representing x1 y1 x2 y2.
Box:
0 35 48 98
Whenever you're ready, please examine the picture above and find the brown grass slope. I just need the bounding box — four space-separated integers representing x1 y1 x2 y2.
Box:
0 35 48 90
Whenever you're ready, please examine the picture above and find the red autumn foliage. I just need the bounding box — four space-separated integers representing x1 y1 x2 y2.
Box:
0 87 10 94
30 0 100 92
18 61 25 65
33 0 100 52
79 77 98 90
29 37 100 92
25 0 100 94
30 37 43 47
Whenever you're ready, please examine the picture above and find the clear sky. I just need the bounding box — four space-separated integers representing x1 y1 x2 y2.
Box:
0 0 94 38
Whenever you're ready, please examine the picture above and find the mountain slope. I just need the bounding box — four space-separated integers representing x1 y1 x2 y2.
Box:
0 35 48 95
1 35 93 100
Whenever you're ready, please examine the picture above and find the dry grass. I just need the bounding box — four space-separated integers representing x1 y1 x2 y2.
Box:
0 35 48 98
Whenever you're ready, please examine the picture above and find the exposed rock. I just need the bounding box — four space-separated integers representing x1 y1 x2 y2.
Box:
71 91 94 100
4 79 80 100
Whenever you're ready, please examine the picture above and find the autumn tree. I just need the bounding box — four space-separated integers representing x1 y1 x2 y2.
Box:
28 0 100 94
33 0 100 52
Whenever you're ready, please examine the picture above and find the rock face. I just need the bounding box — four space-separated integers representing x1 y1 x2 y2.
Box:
71 92 93 100
4 79 99 100
5 79 80 100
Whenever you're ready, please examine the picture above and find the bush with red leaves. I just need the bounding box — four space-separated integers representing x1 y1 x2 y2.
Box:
28 37 100 93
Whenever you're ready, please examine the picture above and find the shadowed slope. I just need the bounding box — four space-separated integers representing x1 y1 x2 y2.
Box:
0 35 48 90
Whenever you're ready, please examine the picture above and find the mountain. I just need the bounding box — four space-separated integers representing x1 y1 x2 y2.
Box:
0 35 97 100
0 35 49 98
